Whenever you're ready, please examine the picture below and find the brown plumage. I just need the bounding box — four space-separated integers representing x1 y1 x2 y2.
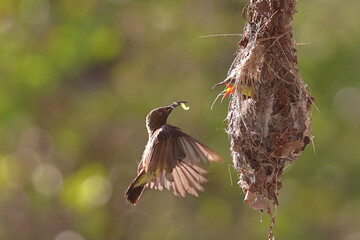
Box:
125 101 223 206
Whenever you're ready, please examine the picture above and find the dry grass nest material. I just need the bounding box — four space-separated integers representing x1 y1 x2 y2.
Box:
214 0 314 239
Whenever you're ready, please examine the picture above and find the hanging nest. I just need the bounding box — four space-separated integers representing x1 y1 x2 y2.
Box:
214 0 314 239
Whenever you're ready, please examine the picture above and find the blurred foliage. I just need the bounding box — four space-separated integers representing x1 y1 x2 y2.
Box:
0 0 359 239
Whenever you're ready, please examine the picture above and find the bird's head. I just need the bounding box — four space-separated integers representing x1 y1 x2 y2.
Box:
146 101 188 134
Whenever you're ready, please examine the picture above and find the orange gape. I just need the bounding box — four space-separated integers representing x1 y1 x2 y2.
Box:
221 84 235 102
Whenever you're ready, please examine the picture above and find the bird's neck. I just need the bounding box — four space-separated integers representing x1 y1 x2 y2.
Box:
146 123 166 137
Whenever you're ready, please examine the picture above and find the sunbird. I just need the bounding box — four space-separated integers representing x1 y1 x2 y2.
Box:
125 101 223 206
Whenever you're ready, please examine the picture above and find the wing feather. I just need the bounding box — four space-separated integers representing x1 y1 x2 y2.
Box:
175 166 191 194
177 165 198 196
157 139 167 172
172 168 186 197
148 162 210 197
181 135 223 163
140 124 222 197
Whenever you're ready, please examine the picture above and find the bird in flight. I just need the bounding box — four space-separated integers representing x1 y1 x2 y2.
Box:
125 101 223 206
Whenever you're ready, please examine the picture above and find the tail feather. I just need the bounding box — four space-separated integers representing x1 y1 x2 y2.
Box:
125 171 148 206
125 184 145 205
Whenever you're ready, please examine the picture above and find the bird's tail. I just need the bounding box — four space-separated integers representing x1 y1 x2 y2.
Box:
125 170 151 206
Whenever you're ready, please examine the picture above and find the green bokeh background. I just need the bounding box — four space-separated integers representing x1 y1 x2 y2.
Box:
0 0 359 239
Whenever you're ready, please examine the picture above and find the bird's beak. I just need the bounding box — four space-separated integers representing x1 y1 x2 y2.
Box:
170 101 187 108
169 101 190 111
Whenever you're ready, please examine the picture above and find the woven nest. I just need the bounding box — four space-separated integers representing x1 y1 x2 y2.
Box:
215 0 314 239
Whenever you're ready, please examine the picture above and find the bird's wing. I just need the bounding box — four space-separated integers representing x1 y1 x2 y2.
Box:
141 126 177 173
141 124 222 197
175 129 223 164
147 162 209 197
142 124 223 174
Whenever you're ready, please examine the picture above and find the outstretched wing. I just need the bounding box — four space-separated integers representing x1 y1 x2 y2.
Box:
139 124 223 197
148 162 209 197
140 124 223 174
177 132 223 164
